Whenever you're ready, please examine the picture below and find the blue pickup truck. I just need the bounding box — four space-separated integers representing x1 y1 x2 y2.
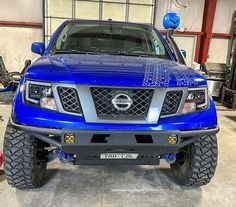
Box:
3 19 219 189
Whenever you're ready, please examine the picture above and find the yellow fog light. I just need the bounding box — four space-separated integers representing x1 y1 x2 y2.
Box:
168 135 178 145
64 134 75 144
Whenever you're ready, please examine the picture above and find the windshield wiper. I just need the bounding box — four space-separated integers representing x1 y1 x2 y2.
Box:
52 50 166 59
52 49 96 55
106 51 141 57
107 51 154 57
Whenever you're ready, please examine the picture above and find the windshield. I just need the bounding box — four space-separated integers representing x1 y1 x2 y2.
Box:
51 22 170 59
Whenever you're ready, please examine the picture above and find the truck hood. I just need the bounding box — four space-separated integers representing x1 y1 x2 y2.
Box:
26 54 206 87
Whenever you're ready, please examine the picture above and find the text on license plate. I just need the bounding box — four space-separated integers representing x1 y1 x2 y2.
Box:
100 153 139 160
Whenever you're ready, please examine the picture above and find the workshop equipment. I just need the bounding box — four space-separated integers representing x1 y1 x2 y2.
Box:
221 11 236 109
0 56 31 93
201 62 228 97
0 56 12 87
221 43 236 110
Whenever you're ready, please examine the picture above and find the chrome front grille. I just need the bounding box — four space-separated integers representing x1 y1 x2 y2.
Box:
161 91 183 116
90 87 154 120
57 86 82 114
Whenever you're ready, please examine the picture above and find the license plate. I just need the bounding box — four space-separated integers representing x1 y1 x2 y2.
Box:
100 153 139 160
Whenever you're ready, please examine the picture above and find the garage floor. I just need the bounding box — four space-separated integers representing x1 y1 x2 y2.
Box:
0 92 236 207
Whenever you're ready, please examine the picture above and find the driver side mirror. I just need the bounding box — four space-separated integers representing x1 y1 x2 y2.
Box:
31 42 45 56
181 49 186 58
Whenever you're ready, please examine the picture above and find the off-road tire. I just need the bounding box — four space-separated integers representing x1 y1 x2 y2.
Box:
3 123 47 189
170 134 218 187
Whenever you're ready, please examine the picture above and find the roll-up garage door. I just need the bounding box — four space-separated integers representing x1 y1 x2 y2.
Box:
44 0 157 44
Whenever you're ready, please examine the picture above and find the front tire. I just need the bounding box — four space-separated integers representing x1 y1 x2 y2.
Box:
3 123 47 189
170 135 218 186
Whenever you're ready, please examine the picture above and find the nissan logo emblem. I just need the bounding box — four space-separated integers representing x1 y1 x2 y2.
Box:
112 94 133 111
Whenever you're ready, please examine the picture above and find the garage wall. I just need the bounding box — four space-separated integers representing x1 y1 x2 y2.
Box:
0 27 42 71
0 0 43 72
44 0 156 43
0 0 42 22
155 0 205 66
207 0 236 63
212 0 236 33
155 0 235 65
174 35 196 66
155 0 205 32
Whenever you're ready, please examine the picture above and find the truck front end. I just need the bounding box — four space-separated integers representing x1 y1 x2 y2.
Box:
4 20 219 189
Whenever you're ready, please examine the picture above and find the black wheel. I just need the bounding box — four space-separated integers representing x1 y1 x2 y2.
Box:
170 135 218 187
3 122 48 189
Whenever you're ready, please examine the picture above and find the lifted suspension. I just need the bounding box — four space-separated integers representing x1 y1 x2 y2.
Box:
164 153 177 164
58 149 74 163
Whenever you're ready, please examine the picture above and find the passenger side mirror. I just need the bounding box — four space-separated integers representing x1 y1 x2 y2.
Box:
31 42 45 56
181 49 186 58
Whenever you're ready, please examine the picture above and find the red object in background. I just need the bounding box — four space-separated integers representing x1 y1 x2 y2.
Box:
0 20 42 28
199 0 218 63
0 151 3 167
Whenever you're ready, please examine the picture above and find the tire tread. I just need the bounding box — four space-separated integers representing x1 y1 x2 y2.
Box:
3 123 46 189
171 134 218 186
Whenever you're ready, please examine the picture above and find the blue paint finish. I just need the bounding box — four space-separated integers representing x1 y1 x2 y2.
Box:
163 13 181 29
58 149 73 162
25 54 206 87
12 20 218 133
12 89 217 131
0 85 15 93
31 42 45 56
164 153 177 164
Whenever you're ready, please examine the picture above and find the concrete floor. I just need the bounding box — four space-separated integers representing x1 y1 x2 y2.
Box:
0 92 236 207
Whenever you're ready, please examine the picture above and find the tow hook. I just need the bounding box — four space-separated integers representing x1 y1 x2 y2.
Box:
164 153 177 164
58 149 74 163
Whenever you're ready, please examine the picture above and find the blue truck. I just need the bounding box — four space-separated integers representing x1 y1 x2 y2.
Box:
3 19 219 189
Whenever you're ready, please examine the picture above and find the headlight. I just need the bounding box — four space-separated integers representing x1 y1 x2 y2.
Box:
25 80 57 111
182 88 208 114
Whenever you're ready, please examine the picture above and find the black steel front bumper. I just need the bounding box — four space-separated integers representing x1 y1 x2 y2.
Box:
10 118 219 165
